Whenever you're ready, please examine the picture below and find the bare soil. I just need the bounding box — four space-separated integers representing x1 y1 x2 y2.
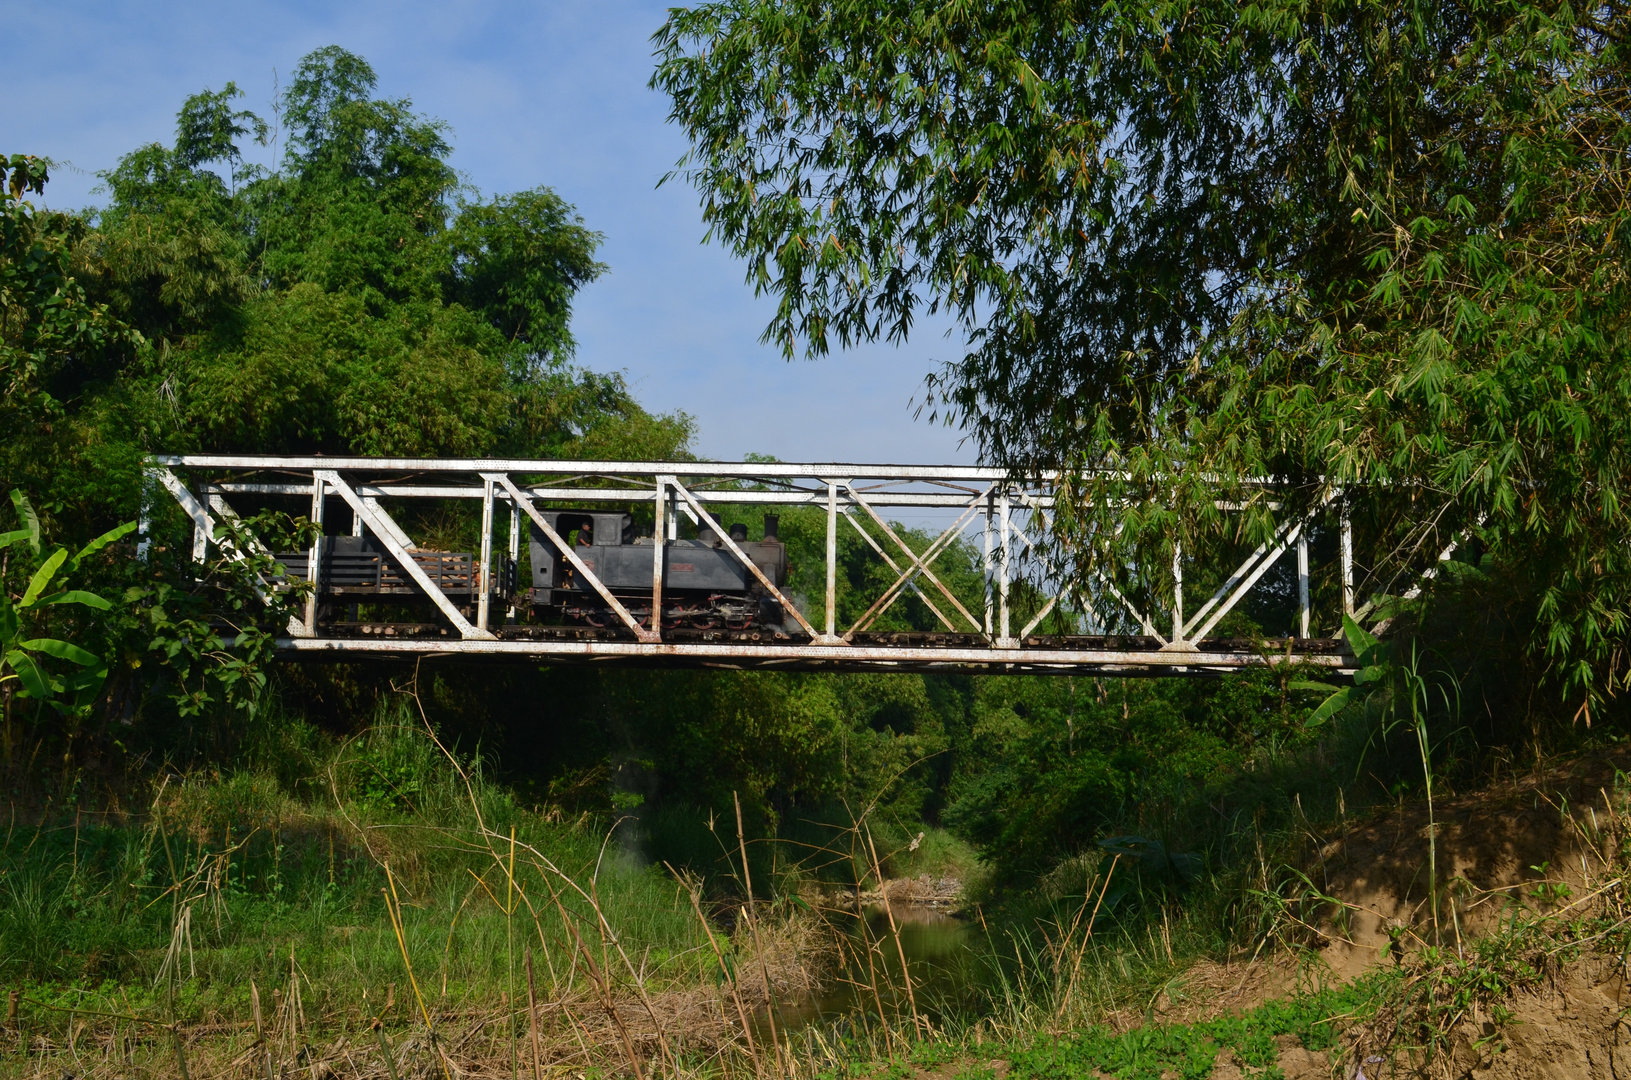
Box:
1197 748 1631 1078
1306 749 1631 977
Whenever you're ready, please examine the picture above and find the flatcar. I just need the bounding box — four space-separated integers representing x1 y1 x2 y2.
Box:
529 512 788 630
273 535 517 609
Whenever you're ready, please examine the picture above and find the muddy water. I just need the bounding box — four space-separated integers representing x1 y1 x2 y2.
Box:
774 904 980 1030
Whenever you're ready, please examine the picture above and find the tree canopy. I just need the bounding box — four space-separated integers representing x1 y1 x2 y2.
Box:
654 0 1631 704
3 46 692 526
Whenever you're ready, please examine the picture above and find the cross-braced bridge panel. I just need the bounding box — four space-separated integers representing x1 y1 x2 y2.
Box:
145 455 1359 676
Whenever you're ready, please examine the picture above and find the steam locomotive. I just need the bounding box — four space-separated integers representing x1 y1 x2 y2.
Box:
274 510 789 632
529 511 788 630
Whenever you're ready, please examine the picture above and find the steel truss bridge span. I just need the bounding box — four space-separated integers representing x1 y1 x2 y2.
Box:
146 455 1358 676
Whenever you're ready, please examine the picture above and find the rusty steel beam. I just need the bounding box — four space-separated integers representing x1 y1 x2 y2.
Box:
158 454 1019 482
273 634 1355 675
206 482 1030 509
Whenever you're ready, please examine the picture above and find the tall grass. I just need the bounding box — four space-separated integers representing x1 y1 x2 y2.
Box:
4 671 1621 1079
0 685 1385 1077
0 697 804 1077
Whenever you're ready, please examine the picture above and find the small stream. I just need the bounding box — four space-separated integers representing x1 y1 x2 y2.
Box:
773 903 982 1031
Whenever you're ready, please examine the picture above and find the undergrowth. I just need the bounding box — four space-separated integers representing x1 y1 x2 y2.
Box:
4 685 1631 1077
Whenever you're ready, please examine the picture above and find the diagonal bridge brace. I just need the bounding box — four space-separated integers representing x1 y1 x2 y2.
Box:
487 473 659 643
667 479 821 639
845 487 988 640
151 467 306 636
1002 507 1069 639
840 509 962 634
1179 490 1338 646
317 470 496 641
998 497 1152 641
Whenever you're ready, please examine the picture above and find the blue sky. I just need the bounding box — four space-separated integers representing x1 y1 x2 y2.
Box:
4 0 975 465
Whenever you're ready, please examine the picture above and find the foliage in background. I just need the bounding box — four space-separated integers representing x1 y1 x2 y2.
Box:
0 46 695 775
654 0 1631 714
7 46 692 540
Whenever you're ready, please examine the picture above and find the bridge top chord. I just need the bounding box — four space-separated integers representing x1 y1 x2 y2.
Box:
145 455 1359 676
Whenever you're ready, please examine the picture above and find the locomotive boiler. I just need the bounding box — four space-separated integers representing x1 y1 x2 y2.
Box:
529 512 788 630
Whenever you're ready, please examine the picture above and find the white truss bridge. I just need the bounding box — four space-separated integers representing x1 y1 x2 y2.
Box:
146 455 1366 676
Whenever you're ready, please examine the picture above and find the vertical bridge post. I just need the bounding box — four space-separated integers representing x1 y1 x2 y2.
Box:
477 477 495 632
997 490 1013 647
303 476 326 637
507 498 520 623
1297 533 1311 638
821 481 840 644
1341 510 1354 618
651 476 669 638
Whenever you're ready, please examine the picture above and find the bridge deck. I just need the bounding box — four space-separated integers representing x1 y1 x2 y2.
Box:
276 629 1352 675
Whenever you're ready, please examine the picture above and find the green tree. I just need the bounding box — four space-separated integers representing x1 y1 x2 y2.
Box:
85 46 686 463
654 1 1631 706
0 155 137 502
9 45 689 536
0 48 691 762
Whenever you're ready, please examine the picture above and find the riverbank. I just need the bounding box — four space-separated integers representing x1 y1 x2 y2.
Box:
3 924 1623 1079
7 729 1631 1077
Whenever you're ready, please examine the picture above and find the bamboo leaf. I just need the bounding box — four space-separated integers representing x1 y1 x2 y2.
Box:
5 651 52 699
19 549 68 608
9 490 39 555
20 638 101 667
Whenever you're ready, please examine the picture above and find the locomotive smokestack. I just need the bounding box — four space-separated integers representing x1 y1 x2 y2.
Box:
763 515 780 541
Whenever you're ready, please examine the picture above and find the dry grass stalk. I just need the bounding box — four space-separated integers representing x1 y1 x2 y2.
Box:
735 791 788 1077
865 826 925 1039
674 864 764 1079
